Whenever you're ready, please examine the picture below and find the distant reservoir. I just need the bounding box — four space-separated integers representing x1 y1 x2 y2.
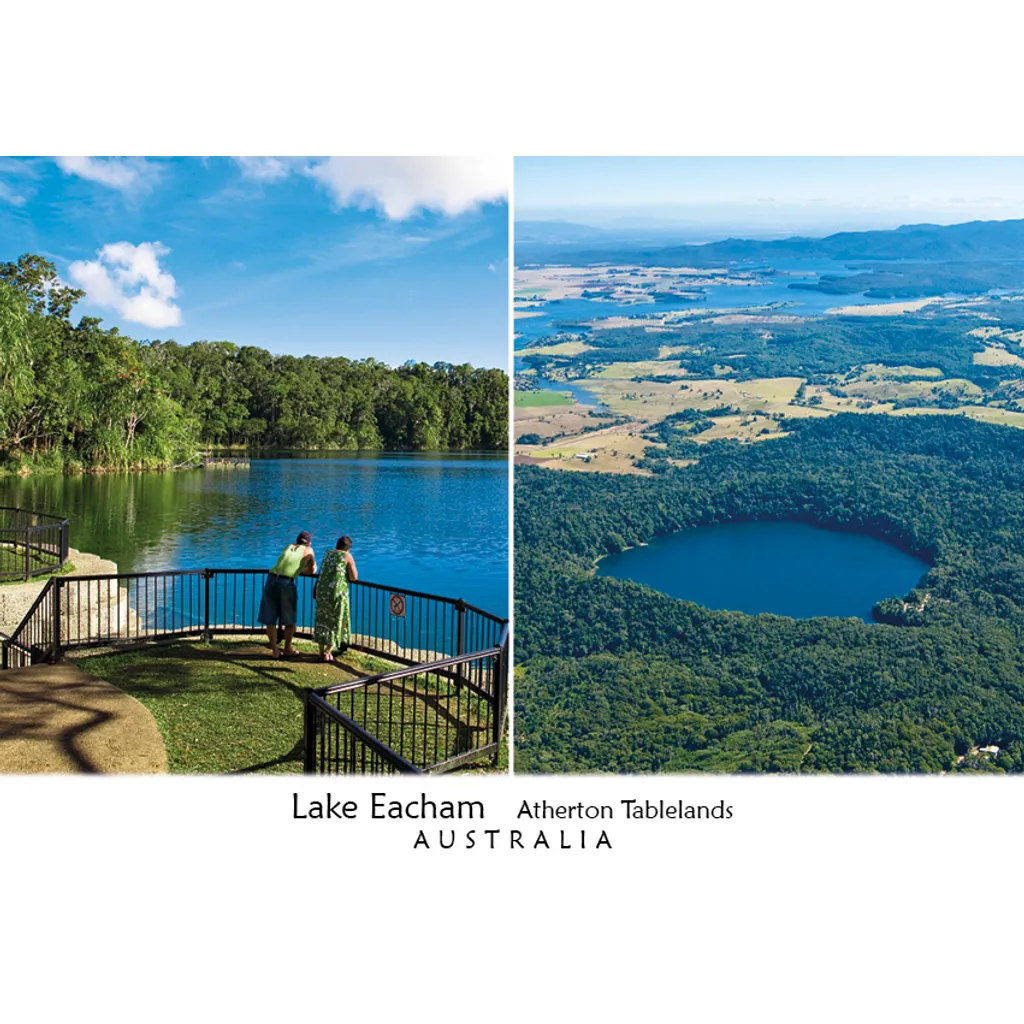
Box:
595 520 930 621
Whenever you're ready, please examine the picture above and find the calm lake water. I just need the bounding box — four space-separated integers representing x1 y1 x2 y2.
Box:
596 520 929 621
1 453 509 617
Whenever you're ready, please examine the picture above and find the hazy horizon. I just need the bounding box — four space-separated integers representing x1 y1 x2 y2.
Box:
516 157 1024 242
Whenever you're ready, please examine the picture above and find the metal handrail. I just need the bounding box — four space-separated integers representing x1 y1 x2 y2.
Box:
1 567 508 670
303 643 506 774
305 692 423 774
206 569 503 621
314 645 502 697
65 569 206 582
0 562 510 774
1 577 57 667
0 506 69 523
0 507 71 581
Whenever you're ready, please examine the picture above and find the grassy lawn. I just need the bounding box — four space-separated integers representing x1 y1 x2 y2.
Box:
515 391 575 408
74 638 503 775
74 639 390 773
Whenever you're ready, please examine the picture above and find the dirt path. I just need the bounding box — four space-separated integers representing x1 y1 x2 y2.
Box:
0 662 168 773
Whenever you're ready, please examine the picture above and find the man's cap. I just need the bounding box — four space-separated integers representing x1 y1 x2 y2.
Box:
297 531 312 545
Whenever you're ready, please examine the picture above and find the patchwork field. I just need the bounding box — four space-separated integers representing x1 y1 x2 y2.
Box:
521 339 591 357
515 402 597 441
857 363 944 379
515 390 576 408
513 281 1024 477
586 375 804 422
592 360 690 379
802 377 983 410
827 297 944 316
974 345 1024 367
518 430 662 475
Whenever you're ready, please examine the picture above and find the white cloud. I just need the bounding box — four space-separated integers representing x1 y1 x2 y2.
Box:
233 156 298 182
309 157 508 219
68 242 182 329
55 156 155 192
0 181 26 206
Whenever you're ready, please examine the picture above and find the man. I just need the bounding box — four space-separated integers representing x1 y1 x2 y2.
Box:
257 530 317 658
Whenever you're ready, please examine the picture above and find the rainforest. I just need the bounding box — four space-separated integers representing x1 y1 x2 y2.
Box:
515 413 1024 773
0 255 508 474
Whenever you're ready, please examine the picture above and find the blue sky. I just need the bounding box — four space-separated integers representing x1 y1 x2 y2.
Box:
516 157 1024 238
0 157 509 367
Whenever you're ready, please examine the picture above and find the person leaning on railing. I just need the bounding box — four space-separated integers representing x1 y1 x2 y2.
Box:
258 530 317 658
313 535 358 663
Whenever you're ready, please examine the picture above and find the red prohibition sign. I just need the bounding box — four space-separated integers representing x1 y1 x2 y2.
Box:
389 593 406 617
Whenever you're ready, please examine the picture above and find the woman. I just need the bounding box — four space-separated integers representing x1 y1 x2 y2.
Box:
314 535 357 662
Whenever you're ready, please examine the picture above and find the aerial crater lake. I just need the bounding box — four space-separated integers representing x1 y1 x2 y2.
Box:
596 520 930 621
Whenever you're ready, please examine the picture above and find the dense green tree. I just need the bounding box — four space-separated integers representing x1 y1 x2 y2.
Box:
515 414 1024 774
0 254 508 472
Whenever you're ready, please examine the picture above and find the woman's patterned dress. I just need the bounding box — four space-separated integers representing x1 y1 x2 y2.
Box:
313 549 351 650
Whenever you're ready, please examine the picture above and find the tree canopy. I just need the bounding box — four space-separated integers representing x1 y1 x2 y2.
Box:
0 255 508 472
515 414 1024 773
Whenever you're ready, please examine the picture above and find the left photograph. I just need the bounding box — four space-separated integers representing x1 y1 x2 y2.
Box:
0 156 509 775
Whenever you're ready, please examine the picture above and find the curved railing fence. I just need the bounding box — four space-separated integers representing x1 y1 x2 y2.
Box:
304 630 509 774
0 507 70 581
0 568 509 773
0 569 505 669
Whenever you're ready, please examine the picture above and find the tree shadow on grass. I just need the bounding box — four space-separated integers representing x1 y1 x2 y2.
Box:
229 736 306 774
0 668 166 774
75 640 486 774
0 680 113 773
92 643 341 700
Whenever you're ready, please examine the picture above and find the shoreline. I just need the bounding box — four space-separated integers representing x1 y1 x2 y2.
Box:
589 514 933 575
0 446 511 479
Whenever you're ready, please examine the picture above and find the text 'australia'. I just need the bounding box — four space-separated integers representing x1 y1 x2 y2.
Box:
413 829 612 850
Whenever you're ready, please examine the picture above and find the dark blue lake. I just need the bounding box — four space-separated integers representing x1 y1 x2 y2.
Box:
0 453 509 618
596 520 929 621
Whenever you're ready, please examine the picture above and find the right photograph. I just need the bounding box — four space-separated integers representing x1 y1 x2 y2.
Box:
513 156 1024 774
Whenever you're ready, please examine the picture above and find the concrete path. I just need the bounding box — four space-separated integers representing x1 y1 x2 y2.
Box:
0 662 168 774
0 548 119 636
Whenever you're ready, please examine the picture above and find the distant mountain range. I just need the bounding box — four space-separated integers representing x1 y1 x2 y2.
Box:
515 219 712 248
518 218 1024 267
518 219 1024 300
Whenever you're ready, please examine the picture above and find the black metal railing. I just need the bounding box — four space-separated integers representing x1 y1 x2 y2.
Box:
1 569 506 665
0 569 509 774
304 628 510 774
0 507 70 581
0 577 58 669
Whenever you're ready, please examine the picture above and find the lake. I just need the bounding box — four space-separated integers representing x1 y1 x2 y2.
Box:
0 453 509 618
596 520 929 621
